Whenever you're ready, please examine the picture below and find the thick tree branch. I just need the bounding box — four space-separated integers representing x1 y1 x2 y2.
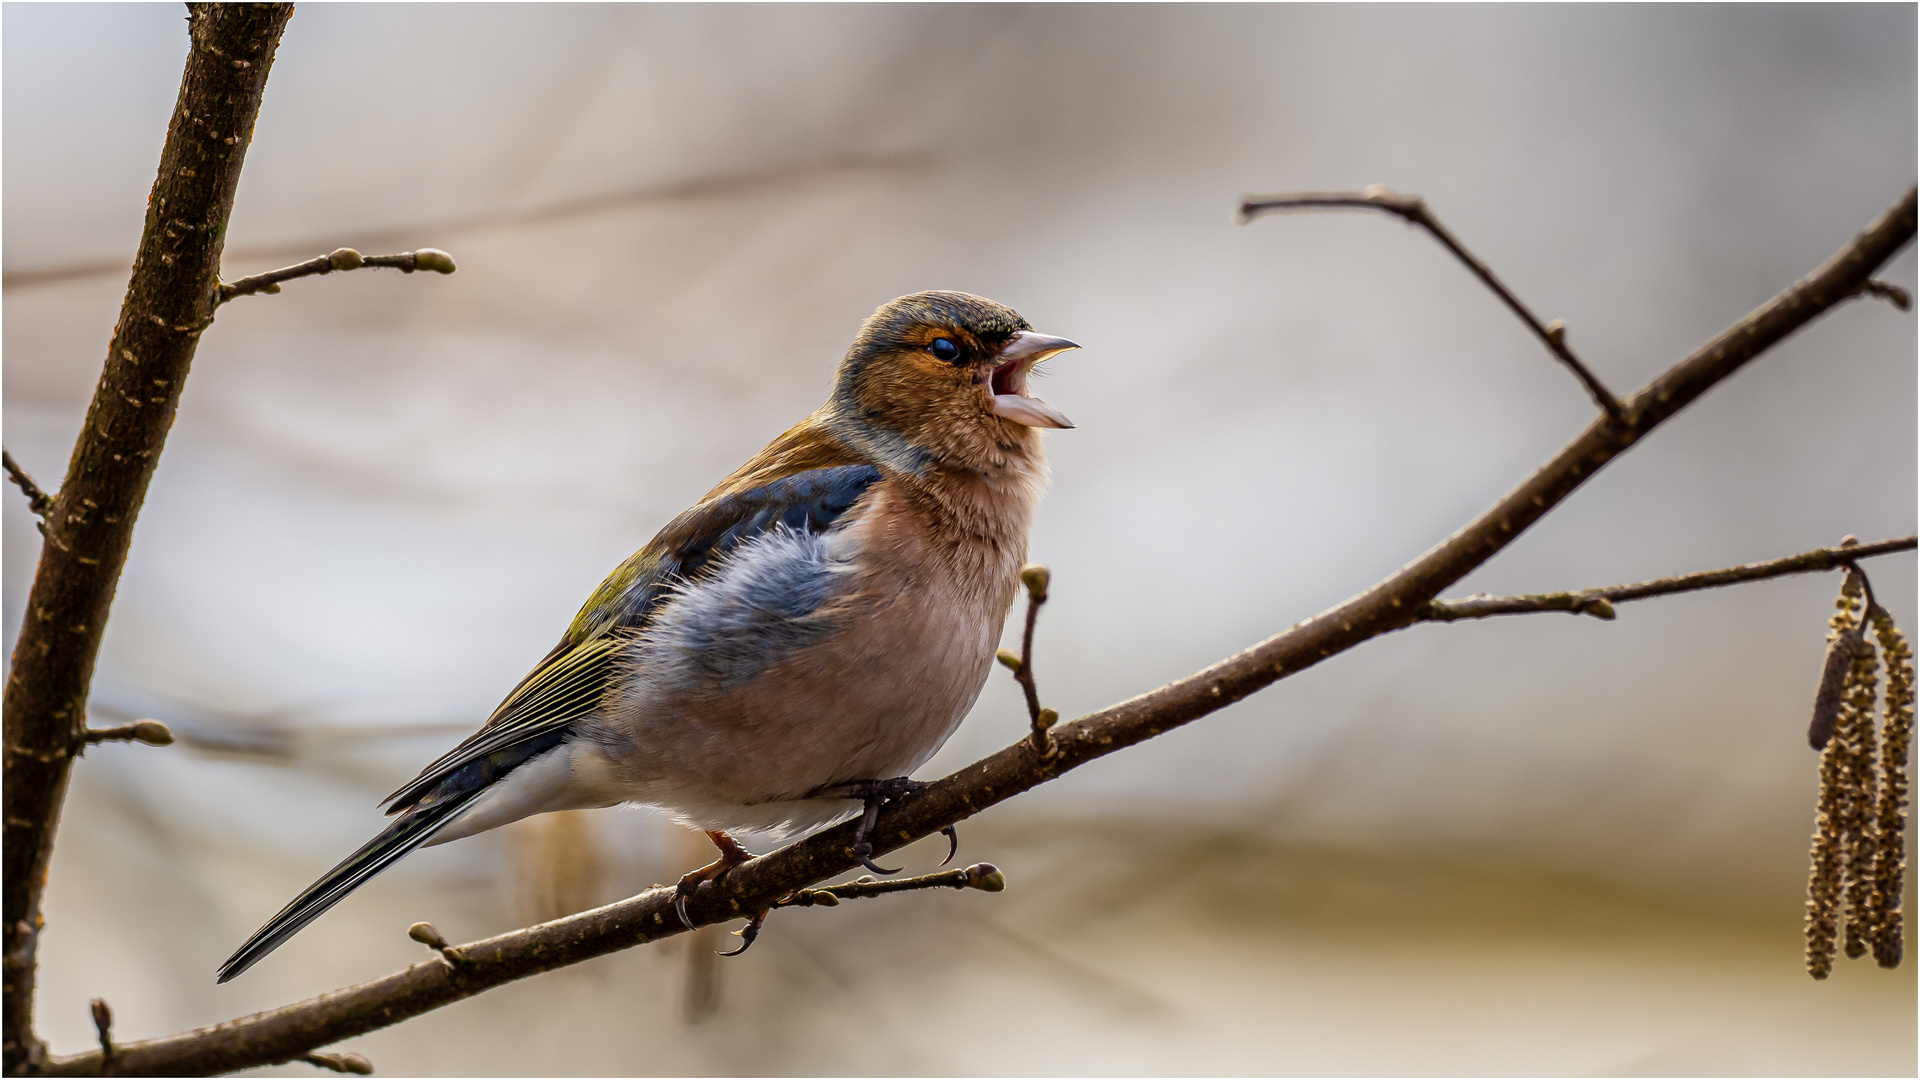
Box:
1239 186 1628 421
1 6 293 1074
1425 535 1919 622
34 184 1914 1078
218 248 455 303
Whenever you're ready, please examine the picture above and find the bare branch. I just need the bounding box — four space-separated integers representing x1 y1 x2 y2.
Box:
1 451 55 522
33 183 1913 1079
1 6 294 1073
995 564 1060 756
1857 279 1912 311
217 248 455 304
777 863 1006 907
1425 535 1919 622
1240 185 1628 422
80 721 174 748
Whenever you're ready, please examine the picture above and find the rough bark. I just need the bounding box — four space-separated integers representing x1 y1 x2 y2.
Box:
1 6 293 1073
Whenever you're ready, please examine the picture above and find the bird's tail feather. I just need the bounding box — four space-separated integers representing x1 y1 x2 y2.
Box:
216 789 482 983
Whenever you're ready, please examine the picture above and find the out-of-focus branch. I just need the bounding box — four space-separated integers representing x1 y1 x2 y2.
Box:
36 184 1916 1079
1425 535 1919 622
2 154 930 293
1239 185 1628 421
217 248 455 303
1 451 55 522
1 5 293 1074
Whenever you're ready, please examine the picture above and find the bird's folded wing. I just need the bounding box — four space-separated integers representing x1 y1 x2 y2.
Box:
380 462 883 814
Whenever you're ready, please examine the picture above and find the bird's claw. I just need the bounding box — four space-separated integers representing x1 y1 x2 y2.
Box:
675 830 754 931
673 881 698 931
718 909 769 957
812 777 957 874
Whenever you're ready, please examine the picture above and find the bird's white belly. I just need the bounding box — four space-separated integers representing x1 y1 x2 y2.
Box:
590 519 1012 838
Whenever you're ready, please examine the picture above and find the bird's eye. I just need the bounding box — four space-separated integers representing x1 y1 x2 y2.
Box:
928 338 961 363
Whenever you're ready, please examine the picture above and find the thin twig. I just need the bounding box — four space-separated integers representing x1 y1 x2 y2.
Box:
1018 565 1056 755
1239 186 1628 422
1858 279 1912 311
218 247 455 303
33 186 1917 1078
2 449 55 521
81 721 173 748
1424 535 1918 622
776 863 1006 908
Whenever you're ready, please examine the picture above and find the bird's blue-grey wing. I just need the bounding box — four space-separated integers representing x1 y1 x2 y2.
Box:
217 463 881 982
382 463 883 813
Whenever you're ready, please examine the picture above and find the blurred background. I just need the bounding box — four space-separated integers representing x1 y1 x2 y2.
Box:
5 4 1916 1074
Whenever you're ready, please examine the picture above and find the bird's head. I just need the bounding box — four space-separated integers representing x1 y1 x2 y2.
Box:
826 291 1080 474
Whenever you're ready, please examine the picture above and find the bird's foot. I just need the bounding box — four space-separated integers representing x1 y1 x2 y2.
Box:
812 777 954 875
717 908 769 957
675 830 754 931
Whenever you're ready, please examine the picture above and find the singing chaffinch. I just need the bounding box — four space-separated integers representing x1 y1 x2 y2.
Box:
219 291 1080 980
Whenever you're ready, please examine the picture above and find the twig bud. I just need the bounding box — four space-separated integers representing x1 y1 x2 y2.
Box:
327 248 364 272
995 648 1022 672
411 248 457 274
1545 319 1568 349
1019 563 1050 602
131 720 174 746
262 282 281 294
808 890 839 907
407 921 449 950
298 1051 374 1075
1036 708 1058 731
89 998 112 1047
964 863 1006 892
1578 596 1615 620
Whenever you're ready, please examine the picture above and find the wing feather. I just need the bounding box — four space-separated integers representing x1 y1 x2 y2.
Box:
381 459 882 813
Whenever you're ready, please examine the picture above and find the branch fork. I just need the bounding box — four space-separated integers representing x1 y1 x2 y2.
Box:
1239 184 1627 422
997 564 1059 758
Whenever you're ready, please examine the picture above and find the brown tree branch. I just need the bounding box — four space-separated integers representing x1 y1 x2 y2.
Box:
1 6 293 1073
1424 535 1919 622
1239 186 1628 421
218 248 456 303
34 184 1915 1078
995 565 1059 756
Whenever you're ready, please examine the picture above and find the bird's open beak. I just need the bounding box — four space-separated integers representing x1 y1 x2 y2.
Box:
989 331 1080 429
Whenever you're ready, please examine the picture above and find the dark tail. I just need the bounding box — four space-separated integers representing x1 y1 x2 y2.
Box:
216 790 482 983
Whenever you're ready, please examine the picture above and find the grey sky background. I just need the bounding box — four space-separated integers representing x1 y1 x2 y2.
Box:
5 4 1915 1073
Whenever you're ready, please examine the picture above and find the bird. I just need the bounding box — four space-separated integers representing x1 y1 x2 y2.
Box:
217 290 1080 981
